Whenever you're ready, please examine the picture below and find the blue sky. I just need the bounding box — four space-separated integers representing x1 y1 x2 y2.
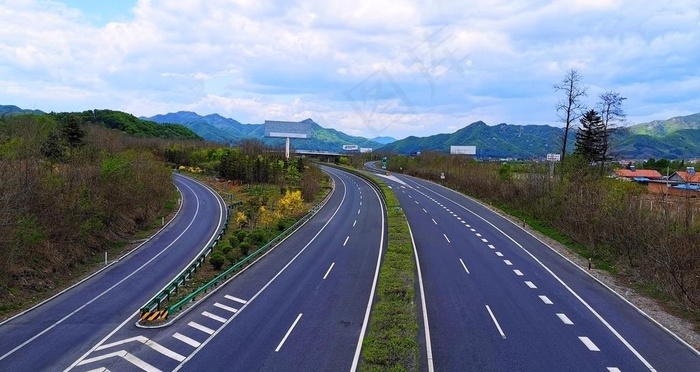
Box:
1 0 698 139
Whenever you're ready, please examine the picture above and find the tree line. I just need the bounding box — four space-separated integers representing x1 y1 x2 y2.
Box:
0 114 177 310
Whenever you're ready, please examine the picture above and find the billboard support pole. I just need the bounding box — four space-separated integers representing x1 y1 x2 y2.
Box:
285 137 290 160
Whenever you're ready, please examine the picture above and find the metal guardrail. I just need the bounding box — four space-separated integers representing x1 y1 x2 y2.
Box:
139 200 241 317
161 184 335 319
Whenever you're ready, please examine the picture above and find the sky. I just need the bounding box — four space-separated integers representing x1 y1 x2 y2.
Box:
1 0 699 139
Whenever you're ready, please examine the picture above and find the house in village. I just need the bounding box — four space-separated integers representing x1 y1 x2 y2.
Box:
647 167 699 197
613 167 663 183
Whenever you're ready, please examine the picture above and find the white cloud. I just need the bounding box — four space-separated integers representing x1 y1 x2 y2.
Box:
0 0 698 138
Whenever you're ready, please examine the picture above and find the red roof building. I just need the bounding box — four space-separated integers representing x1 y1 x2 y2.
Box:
613 168 663 180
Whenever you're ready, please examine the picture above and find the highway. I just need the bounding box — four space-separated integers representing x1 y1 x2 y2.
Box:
63 166 386 371
376 169 700 371
0 174 227 371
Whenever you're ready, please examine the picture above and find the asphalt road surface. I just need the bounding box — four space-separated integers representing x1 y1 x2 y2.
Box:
0 174 227 371
376 168 700 372
62 166 386 371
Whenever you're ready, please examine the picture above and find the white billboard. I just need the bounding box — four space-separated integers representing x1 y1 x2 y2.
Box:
342 144 359 151
546 153 561 161
450 145 476 155
360 147 373 153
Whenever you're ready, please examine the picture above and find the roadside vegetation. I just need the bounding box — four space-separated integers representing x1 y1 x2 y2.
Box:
0 113 191 316
156 143 329 308
360 179 419 371
387 152 700 327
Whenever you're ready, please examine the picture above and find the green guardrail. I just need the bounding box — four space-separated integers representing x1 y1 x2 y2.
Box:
139 200 241 316
159 184 335 320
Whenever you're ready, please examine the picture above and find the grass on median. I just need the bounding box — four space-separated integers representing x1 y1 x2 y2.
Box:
361 179 419 371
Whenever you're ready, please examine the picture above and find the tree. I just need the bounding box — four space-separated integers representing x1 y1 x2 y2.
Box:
60 114 85 149
597 91 626 171
554 68 588 163
574 109 605 165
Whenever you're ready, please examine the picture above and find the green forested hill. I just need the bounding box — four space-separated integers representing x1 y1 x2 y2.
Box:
55 110 201 140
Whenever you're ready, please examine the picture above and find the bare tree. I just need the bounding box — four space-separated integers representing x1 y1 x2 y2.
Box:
554 68 588 163
597 91 626 172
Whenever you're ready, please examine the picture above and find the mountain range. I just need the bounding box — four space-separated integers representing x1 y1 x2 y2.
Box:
4 104 700 159
380 113 700 159
146 111 384 151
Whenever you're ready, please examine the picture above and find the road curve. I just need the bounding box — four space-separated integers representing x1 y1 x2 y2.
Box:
379 170 700 371
63 166 387 372
0 174 227 371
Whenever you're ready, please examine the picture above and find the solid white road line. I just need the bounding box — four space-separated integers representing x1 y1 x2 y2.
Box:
275 313 303 352
557 313 574 325
214 303 238 313
513 269 524 276
224 295 247 305
188 321 215 335
95 336 185 362
443 234 451 243
485 305 506 339
525 281 537 289
539 295 553 305
579 336 601 351
202 311 227 323
323 262 335 280
343 236 350 246
173 332 201 348
459 259 470 274
432 218 438 225
78 351 159 371
503 260 513 266
405 217 435 372
495 252 504 257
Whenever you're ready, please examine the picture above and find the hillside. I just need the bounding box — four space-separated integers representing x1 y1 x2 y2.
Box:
0 104 45 116
147 112 382 151
63 110 201 140
629 113 700 137
380 118 700 160
380 121 567 159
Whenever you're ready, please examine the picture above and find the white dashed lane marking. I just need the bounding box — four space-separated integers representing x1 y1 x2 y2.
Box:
524 281 537 289
557 313 574 325
539 295 553 305
579 336 600 351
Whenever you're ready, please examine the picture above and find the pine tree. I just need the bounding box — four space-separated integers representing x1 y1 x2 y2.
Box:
574 109 605 164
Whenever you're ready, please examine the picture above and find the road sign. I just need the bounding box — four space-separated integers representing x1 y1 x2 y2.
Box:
546 153 561 162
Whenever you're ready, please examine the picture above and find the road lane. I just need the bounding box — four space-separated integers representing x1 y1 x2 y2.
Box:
0 174 226 371
382 171 700 371
67 166 387 372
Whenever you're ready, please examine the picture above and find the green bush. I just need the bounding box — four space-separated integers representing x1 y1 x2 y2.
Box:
234 230 247 242
228 235 239 248
209 252 225 270
227 247 243 264
239 241 252 256
221 244 232 256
